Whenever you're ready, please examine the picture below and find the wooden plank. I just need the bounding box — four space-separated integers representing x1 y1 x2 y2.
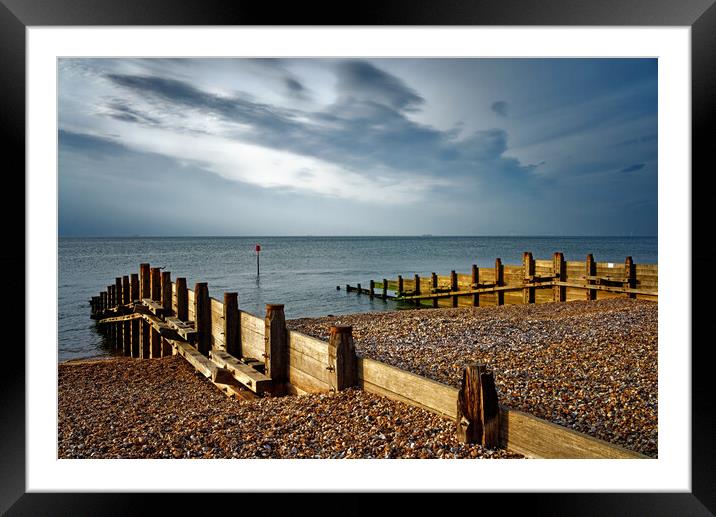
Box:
150 267 162 302
471 264 479 307
554 282 657 296
208 349 272 394
495 258 504 305
141 298 166 317
586 254 597 301
288 331 330 362
241 328 264 360
130 273 139 302
357 357 457 418
97 313 141 325
288 348 331 384
522 252 535 304
161 271 173 313
241 311 264 335
122 276 130 305
500 406 647 459
139 263 151 299
288 367 331 394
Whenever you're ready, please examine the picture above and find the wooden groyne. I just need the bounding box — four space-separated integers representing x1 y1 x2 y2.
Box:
345 252 657 308
89 262 648 459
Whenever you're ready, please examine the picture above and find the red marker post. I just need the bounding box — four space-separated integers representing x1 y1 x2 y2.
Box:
255 243 261 276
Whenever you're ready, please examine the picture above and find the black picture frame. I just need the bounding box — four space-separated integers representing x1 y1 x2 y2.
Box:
2 0 713 514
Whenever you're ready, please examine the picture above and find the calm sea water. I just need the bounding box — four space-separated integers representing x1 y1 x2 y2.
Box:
58 236 657 362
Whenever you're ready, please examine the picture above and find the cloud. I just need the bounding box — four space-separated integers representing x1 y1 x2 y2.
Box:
491 100 508 117
334 60 424 112
620 163 645 173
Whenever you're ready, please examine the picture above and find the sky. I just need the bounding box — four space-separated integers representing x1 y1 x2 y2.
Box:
58 58 657 236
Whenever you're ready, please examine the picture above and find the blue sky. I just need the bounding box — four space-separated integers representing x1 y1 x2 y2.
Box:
58 58 657 236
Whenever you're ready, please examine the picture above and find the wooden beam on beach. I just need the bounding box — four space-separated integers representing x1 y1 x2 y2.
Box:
264 304 288 385
398 282 555 301
130 318 140 358
224 292 240 357
523 252 535 304
142 298 167 317
194 282 211 355
450 270 458 307
328 326 358 392
169 339 256 400
123 320 131 356
209 349 272 395
397 275 403 296
413 274 421 306
382 278 388 300
495 258 504 306
140 319 150 359
431 273 438 308
165 317 197 342
97 313 142 325
369 280 375 299
553 252 566 302
553 281 656 296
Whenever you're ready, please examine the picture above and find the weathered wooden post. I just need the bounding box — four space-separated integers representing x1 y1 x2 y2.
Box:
224 292 240 357
115 277 122 307
176 277 188 321
140 263 151 299
553 252 566 302
414 273 421 306
150 267 161 302
471 264 480 307
456 363 499 448
130 273 139 303
100 291 107 314
122 275 130 305
397 275 404 297
495 258 504 306
264 304 288 386
161 271 172 314
625 256 636 298
523 252 535 304
328 326 358 392
586 254 596 301
431 272 438 308
194 282 211 355
451 270 458 308
369 280 375 299
107 285 114 310
107 285 115 344
382 278 388 300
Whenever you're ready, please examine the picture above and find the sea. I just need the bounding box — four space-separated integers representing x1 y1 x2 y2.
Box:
58 236 657 362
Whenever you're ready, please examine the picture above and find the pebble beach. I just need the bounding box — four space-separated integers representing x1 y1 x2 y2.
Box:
58 298 656 459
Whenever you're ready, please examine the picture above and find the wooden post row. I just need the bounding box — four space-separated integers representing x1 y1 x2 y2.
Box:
382 278 388 300
369 280 375 299
414 274 420 306
523 252 535 304
456 363 499 448
328 326 358 391
264 304 288 385
471 264 479 307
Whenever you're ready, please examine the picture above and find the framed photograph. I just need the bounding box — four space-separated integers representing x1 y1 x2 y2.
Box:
4 0 713 514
